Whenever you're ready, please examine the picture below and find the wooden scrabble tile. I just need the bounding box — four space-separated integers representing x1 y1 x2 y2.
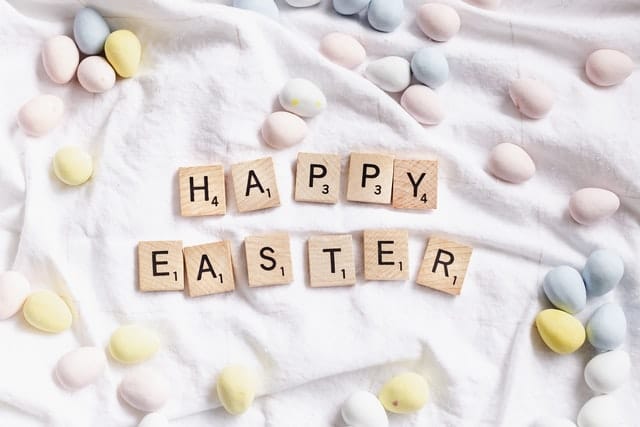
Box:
363 229 409 281
178 165 226 217
245 233 293 287
346 152 395 204
183 241 235 297
294 152 341 204
416 237 473 296
137 241 184 292
392 159 438 210
308 235 356 287
231 157 280 213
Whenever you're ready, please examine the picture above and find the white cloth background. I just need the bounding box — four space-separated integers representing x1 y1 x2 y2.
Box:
0 0 638 426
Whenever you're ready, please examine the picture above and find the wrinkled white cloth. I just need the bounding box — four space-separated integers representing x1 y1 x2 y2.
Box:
1 0 639 426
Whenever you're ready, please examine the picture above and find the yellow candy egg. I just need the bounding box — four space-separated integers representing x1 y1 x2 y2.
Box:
53 146 93 186
23 290 72 333
535 309 586 354
109 324 160 364
379 372 429 414
216 365 257 415
105 30 141 78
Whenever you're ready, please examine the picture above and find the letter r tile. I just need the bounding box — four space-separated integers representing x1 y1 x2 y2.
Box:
416 237 473 296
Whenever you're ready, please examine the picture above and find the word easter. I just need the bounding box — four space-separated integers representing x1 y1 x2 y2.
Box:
137 234 473 297
178 152 439 215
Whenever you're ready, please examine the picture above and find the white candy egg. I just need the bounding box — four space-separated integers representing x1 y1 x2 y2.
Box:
119 368 170 412
261 111 308 148
55 347 107 390
488 143 536 183
17 94 64 137
416 3 460 42
509 78 555 119
0 271 30 320
585 49 633 87
77 56 116 93
42 35 80 84
400 84 444 125
577 395 624 427
569 188 619 225
341 391 389 427
584 350 630 394
364 56 411 93
279 78 327 117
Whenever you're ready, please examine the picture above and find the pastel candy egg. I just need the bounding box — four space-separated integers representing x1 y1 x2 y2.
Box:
139 413 170 427
577 395 623 427
411 47 449 88
53 146 93 186
467 0 501 9
73 7 111 55
569 188 619 225
509 78 555 119
364 56 411 93
23 290 72 333
586 303 626 351
542 266 587 314
333 0 370 15
400 85 444 125
367 0 404 33
17 94 64 137
533 418 577 427
0 271 30 320
233 0 279 19
120 367 170 412
584 350 630 394
216 365 257 415
535 309 585 354
341 391 389 427
261 111 308 149
55 347 106 390
416 3 460 42
378 372 429 414
77 56 116 93
320 33 366 69
105 30 141 78
279 78 327 118
582 249 624 297
487 143 536 184
109 324 160 364
286 0 320 6
41 35 80 84
585 49 633 87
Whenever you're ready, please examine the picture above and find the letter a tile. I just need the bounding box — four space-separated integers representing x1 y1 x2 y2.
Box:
183 241 235 297
416 237 472 296
231 157 280 213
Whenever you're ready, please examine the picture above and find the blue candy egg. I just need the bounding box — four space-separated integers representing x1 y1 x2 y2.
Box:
586 303 627 350
542 266 587 314
410 47 449 88
582 249 624 298
367 0 404 32
333 0 371 15
233 0 279 19
73 7 111 55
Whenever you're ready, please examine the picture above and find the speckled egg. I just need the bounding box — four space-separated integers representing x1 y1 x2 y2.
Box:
533 418 577 427
341 391 389 427
378 372 429 414
55 346 107 390
0 271 30 320
584 350 630 394
569 188 619 225
77 56 116 93
487 143 536 184
586 303 626 351
17 94 64 137
365 56 411 93
400 85 444 125
23 290 72 333
582 249 624 298
73 7 111 55
139 413 170 427
535 309 585 354
333 0 370 15
416 3 460 42
367 0 404 33
53 146 93 186
509 78 555 119
262 111 308 149
411 47 449 88
286 0 320 6
105 30 141 78
279 78 327 117
543 266 586 314
320 33 366 69
233 0 279 18
216 365 257 415
41 35 79 84
585 49 633 87
119 367 170 412
577 395 623 427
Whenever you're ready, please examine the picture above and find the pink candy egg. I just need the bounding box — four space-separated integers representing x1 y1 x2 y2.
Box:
42 35 80 84
262 111 308 149
400 84 444 125
119 368 170 412
488 143 536 183
320 32 366 69
585 49 633 87
77 56 116 93
569 188 620 225
509 78 555 119
416 3 460 42
17 94 64 137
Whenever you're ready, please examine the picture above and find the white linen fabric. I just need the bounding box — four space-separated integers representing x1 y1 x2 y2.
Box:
0 0 638 426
